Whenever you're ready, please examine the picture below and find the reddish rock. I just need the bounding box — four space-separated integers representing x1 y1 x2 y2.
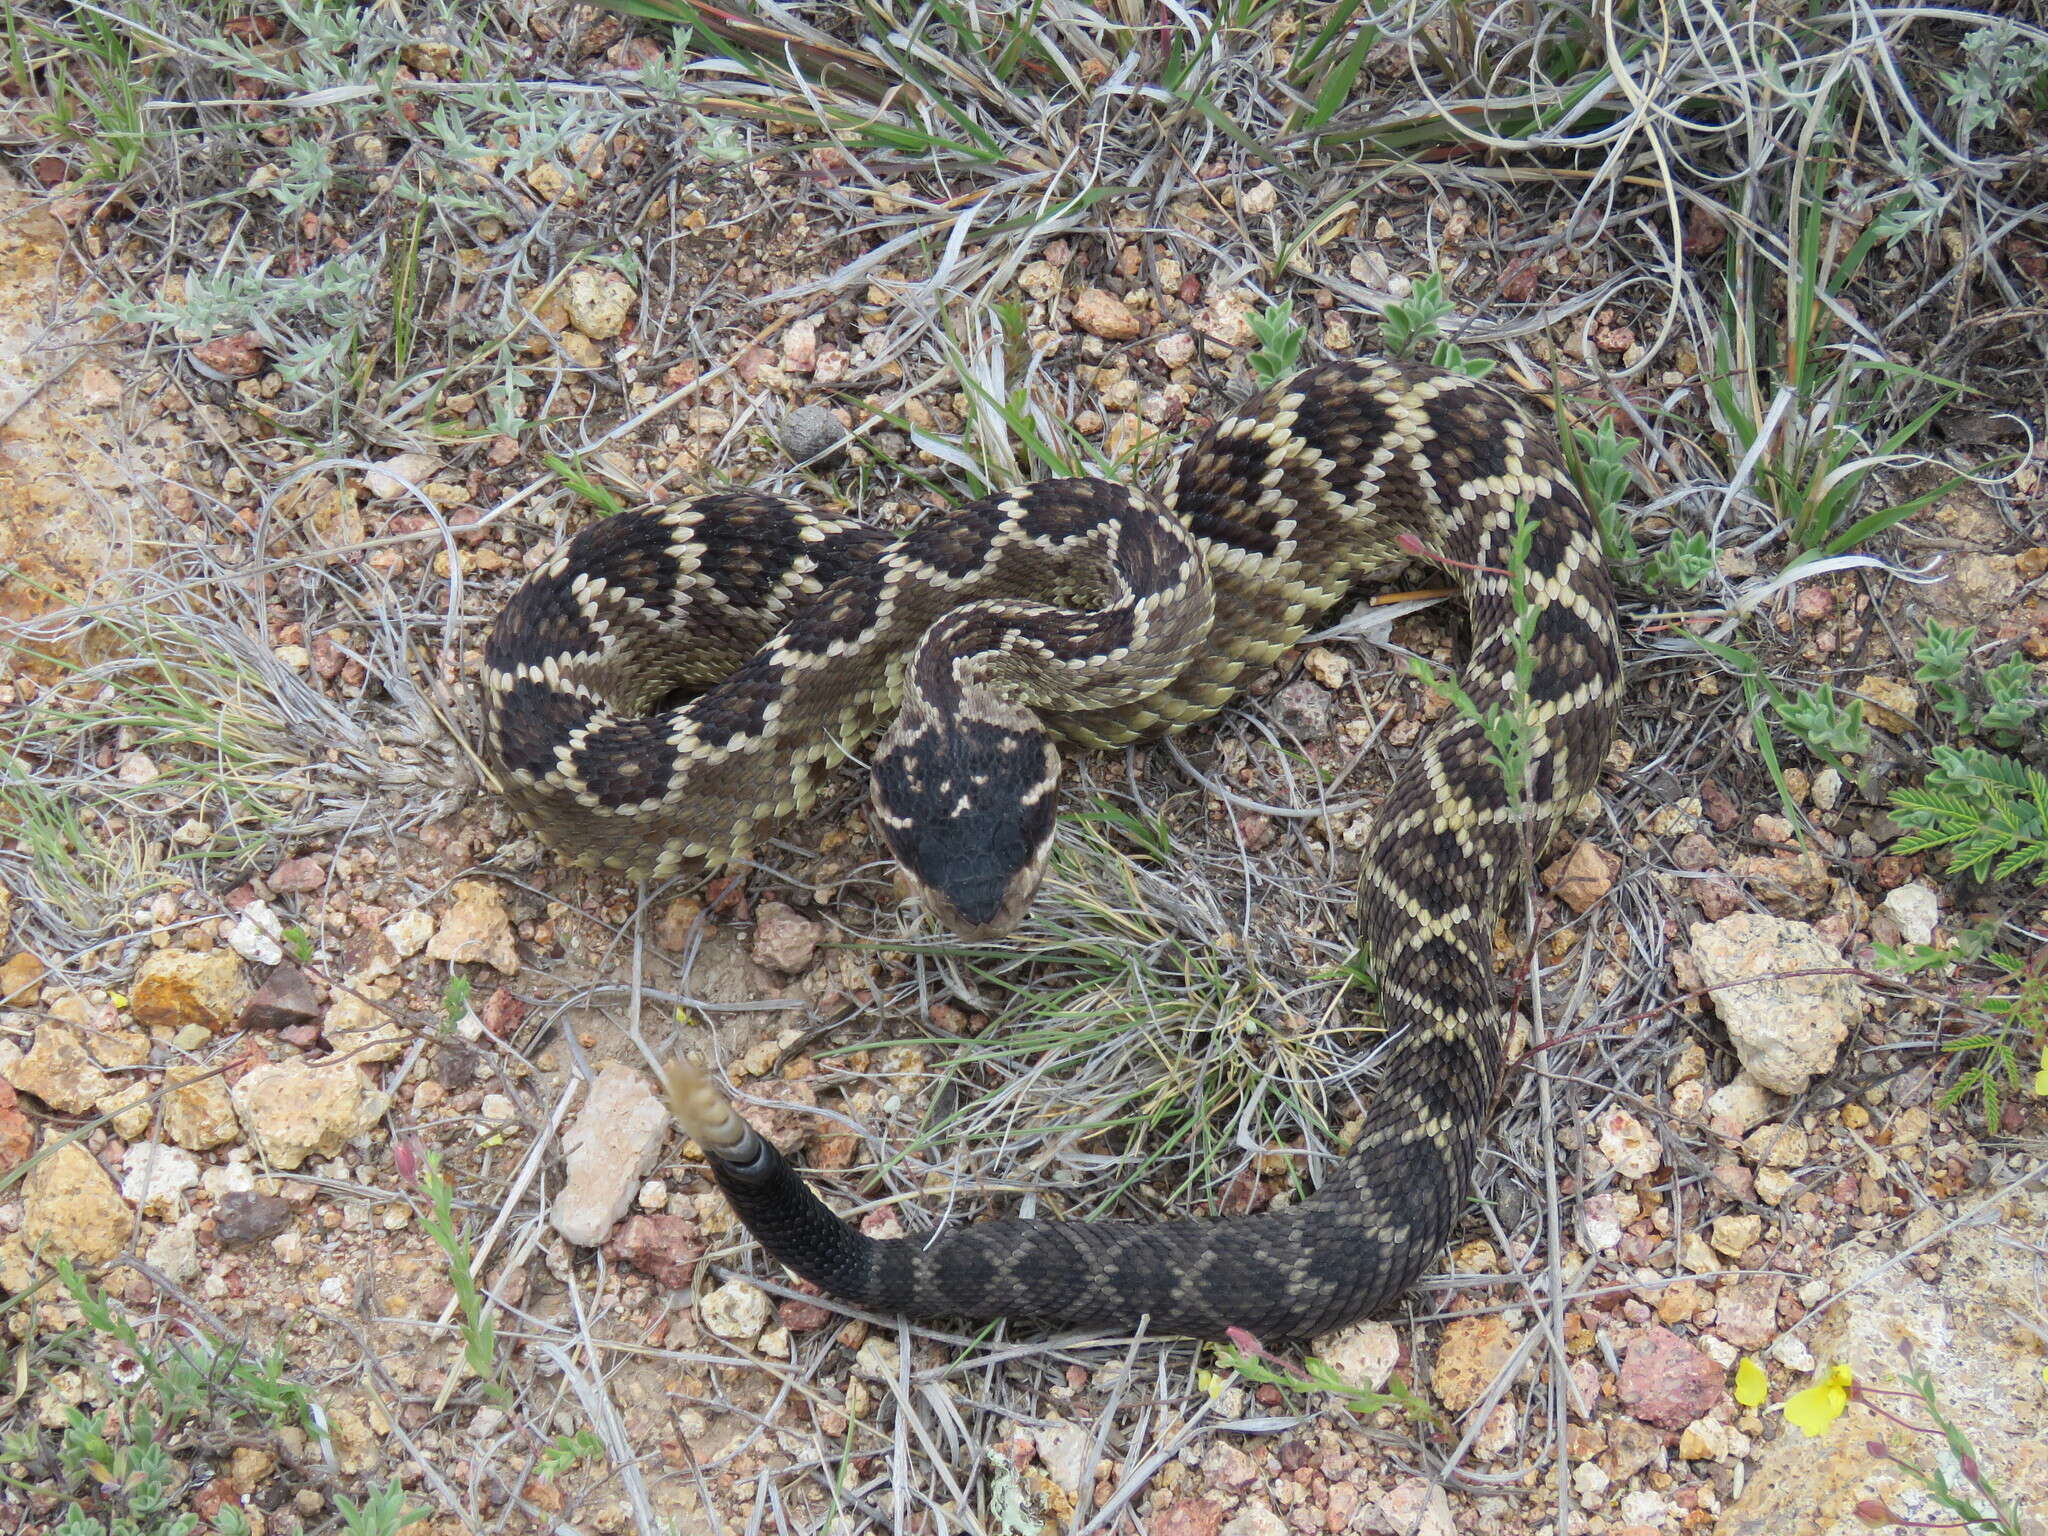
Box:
269 857 327 892
1618 1325 1725 1429
479 988 525 1038
1150 1500 1227 1536
1671 833 1721 871
605 1213 703 1289
0 1078 32 1171
1711 1276 1783 1351
750 902 822 974
1544 840 1619 914
192 333 267 378
239 965 322 1030
779 1295 835 1332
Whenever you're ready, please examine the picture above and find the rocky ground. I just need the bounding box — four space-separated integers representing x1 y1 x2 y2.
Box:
2 10 2046 1535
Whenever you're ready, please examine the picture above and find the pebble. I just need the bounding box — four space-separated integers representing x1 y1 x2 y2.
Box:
1618 1325 1724 1429
779 404 846 462
119 1142 202 1217
1072 288 1141 341
699 1279 773 1343
1314 1317 1399 1393
1880 882 1939 948
1742 1122 1808 1169
268 856 327 892
214 1190 294 1247
750 902 823 974
130 948 252 1033
9 1024 113 1113
424 880 520 975
1035 1417 1091 1498
225 900 285 966
1597 1107 1661 1178
238 964 322 1031
364 452 442 500
384 909 434 959
564 266 635 341
0 952 44 1007
23 1141 131 1266
604 1212 703 1288
230 1058 388 1170
1710 1213 1764 1257
1544 840 1620 914
1431 1313 1517 1412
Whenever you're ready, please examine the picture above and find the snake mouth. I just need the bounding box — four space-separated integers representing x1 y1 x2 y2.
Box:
905 832 1053 940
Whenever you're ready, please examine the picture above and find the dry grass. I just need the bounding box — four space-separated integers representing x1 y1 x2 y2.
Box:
3 1 2045 1533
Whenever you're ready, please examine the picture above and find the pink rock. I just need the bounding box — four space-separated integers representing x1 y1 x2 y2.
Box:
269 857 328 892
1618 1325 1725 1429
605 1213 703 1289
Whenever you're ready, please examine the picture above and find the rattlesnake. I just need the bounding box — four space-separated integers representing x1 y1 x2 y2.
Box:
481 357 1621 1337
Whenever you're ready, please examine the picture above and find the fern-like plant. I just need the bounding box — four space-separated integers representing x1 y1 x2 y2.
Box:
1890 746 2048 884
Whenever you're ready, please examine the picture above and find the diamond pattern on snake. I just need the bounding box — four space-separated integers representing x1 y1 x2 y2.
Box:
480 358 1621 1338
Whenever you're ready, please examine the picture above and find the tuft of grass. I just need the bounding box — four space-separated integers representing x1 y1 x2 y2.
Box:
1705 131 1965 559
0 572 439 947
824 807 1378 1222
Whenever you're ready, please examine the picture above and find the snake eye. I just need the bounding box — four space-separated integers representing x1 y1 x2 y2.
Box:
871 724 1060 938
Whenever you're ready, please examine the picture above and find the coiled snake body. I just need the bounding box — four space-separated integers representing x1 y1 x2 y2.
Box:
482 359 1621 1338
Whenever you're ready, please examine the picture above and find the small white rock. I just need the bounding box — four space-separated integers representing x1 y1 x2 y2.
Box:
364 452 443 501
384 909 434 959
1597 1108 1662 1178
1881 882 1940 948
120 1143 202 1217
1770 1332 1816 1372
226 900 285 966
1314 1318 1400 1393
698 1279 773 1343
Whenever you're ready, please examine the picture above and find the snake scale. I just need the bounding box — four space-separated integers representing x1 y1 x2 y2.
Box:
481 358 1621 1338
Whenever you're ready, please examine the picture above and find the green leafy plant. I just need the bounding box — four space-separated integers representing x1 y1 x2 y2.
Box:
281 924 313 965
1208 1329 1438 1426
1879 935 2047 1130
1567 416 1641 567
1914 624 2045 745
1378 273 1495 378
1891 746 2048 885
1706 135 1964 556
20 1260 312 1536
413 1150 506 1402
333 1480 429 1536
537 1427 606 1480
1776 683 1871 758
1644 530 1716 592
1380 272 1455 357
1406 499 1541 819
1943 20 2048 147
441 973 474 1034
1247 302 1306 389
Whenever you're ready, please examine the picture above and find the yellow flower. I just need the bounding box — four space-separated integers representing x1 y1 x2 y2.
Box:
1735 1356 1769 1408
2032 1058 2047 1098
1784 1364 1855 1437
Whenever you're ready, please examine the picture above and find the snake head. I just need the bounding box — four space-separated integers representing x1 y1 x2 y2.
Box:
870 715 1061 940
